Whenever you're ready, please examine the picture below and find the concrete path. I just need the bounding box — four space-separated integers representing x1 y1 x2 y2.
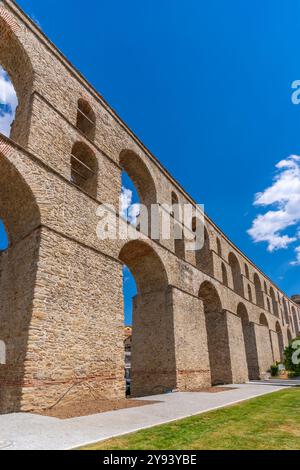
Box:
0 382 297 450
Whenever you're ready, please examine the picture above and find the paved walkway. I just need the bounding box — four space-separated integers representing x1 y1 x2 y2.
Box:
0 382 298 450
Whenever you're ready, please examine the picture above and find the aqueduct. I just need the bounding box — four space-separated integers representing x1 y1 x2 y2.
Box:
0 0 300 413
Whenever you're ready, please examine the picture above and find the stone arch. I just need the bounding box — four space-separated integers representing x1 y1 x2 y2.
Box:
282 298 289 324
196 227 213 276
259 313 268 327
71 141 98 197
275 322 284 361
171 191 178 207
228 252 244 297
0 14 34 145
291 306 299 335
120 150 157 211
270 287 279 317
120 150 157 239
76 98 96 141
0 153 41 413
119 240 175 396
199 281 232 385
171 192 185 260
216 237 222 257
247 284 252 302
258 313 275 365
237 303 259 380
119 240 168 294
254 273 264 309
244 263 249 279
221 262 228 286
264 281 268 294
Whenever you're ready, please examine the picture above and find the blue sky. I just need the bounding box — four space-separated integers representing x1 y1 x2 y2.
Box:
2 0 300 324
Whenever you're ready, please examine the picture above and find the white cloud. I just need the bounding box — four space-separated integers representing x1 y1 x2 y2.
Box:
290 246 300 266
120 186 140 226
0 66 18 137
248 155 300 261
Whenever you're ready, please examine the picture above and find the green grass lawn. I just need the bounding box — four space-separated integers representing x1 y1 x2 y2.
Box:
81 388 300 450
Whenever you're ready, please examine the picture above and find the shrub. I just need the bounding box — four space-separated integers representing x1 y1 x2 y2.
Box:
284 336 300 377
270 364 279 377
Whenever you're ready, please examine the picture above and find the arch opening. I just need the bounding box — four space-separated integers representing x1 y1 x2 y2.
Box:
70 142 98 197
120 150 157 237
276 322 284 362
237 303 259 380
217 237 222 257
254 273 264 309
259 313 268 327
196 227 213 276
0 154 41 413
247 284 252 302
199 281 232 385
221 262 228 287
119 240 175 397
0 16 34 146
228 252 244 297
172 192 185 260
76 99 96 141
283 298 289 325
270 287 279 317
0 66 18 138
292 307 299 335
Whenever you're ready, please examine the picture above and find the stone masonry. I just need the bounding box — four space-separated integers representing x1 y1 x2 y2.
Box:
0 0 300 413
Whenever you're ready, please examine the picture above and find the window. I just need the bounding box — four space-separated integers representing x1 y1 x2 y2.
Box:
76 99 96 141
254 273 264 308
228 252 244 296
244 263 249 279
222 262 228 286
71 142 98 197
248 284 252 302
217 238 222 257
